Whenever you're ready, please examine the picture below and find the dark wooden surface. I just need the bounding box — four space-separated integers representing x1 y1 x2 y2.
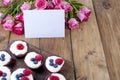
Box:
5 42 74 80
0 0 120 80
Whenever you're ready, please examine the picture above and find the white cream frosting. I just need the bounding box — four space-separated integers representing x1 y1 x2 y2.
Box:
24 52 42 69
9 41 28 56
0 66 11 80
11 68 33 80
45 56 64 72
47 73 66 80
0 51 11 66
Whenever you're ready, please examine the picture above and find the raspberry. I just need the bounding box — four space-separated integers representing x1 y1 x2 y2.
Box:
21 76 29 80
35 55 42 61
55 58 64 65
0 71 3 76
49 76 59 80
17 44 24 50
23 68 32 76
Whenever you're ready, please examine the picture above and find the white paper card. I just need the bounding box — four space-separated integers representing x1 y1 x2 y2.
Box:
23 10 65 38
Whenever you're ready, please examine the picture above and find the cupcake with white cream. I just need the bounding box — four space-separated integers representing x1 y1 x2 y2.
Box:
0 66 11 80
45 56 64 72
11 68 33 80
24 52 43 69
0 51 11 66
9 40 28 57
47 73 66 80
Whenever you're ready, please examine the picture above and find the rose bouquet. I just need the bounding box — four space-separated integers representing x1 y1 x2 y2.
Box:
0 0 91 35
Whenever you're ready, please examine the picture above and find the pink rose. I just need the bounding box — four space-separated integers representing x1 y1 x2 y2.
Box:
46 2 54 9
54 5 62 9
77 11 88 22
20 2 31 12
12 23 24 35
52 0 62 5
3 19 14 31
3 0 12 6
15 13 24 23
77 7 91 22
81 7 91 17
68 18 79 30
61 2 73 13
2 15 12 23
35 0 47 9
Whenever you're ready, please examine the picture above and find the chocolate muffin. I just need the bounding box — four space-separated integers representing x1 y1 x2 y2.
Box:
11 68 33 80
24 52 43 69
47 73 66 80
0 66 11 80
9 40 28 57
45 56 65 72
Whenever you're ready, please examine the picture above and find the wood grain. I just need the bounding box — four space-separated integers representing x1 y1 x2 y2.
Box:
71 0 110 80
9 33 39 48
0 27 10 50
92 0 120 80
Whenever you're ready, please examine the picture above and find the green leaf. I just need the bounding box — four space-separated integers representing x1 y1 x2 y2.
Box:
69 11 74 18
71 0 77 3
65 0 69 2
72 2 84 6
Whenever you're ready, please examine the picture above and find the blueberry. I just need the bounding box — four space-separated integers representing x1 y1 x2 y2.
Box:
31 58 35 61
19 73 23 77
2 73 7 77
0 57 1 60
1 58 5 61
34 60 38 64
49 59 54 63
1 54 5 58
1 78 6 80
49 62 54 66
54 64 58 68
16 74 20 79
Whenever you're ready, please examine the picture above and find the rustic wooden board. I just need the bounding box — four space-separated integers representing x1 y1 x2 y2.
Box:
70 0 110 80
4 41 73 80
92 0 120 80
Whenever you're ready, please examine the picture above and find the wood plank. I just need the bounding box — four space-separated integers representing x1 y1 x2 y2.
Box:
71 0 110 80
9 33 39 47
0 27 10 50
39 29 75 80
92 0 120 80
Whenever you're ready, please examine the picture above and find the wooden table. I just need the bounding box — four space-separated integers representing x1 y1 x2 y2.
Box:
0 0 120 80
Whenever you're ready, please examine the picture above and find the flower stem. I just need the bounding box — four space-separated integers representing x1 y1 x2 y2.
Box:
0 6 7 8
68 0 79 13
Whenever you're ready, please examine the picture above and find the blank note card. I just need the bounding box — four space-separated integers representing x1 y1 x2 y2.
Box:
23 10 65 38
